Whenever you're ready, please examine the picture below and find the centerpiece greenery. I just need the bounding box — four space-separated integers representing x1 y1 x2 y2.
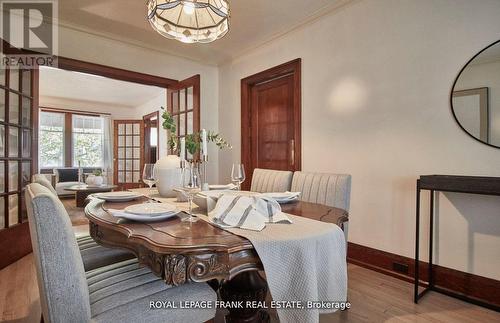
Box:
161 107 232 156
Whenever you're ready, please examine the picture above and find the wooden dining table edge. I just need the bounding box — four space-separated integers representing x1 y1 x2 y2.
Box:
85 198 263 285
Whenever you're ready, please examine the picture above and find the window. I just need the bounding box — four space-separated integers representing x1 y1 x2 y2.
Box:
39 111 65 168
39 110 106 169
72 115 104 167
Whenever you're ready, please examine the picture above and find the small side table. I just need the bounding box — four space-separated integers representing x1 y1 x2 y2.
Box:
65 184 117 207
415 175 500 311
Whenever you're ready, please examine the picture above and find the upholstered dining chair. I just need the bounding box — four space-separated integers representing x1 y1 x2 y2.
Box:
32 174 58 195
250 168 293 193
26 183 217 323
291 171 352 240
32 174 135 271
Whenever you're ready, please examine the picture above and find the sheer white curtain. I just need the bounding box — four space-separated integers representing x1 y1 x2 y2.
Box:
101 115 113 184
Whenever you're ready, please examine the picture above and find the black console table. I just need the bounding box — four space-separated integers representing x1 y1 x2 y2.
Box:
415 175 500 310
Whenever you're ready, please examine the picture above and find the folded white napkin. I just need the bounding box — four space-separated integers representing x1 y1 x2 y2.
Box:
209 195 292 231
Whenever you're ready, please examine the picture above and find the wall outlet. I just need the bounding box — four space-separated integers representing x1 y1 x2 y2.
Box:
392 262 409 274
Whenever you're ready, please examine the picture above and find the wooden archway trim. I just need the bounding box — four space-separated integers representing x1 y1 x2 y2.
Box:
56 57 178 88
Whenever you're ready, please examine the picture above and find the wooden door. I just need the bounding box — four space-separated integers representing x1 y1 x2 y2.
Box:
0 66 39 269
241 59 301 190
113 120 144 190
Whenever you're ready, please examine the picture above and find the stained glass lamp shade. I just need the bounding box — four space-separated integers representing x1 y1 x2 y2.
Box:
147 0 230 44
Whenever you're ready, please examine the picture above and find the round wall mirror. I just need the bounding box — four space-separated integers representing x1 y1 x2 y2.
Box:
451 40 500 148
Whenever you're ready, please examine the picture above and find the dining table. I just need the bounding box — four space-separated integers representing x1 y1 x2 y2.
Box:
85 193 348 322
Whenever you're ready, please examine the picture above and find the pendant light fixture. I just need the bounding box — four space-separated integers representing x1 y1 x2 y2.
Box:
147 0 230 44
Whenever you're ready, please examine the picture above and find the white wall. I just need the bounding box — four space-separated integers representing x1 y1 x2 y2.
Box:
455 59 500 146
218 0 500 280
57 25 220 180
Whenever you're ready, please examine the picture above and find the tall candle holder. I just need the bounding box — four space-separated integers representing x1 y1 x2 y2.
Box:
201 155 209 191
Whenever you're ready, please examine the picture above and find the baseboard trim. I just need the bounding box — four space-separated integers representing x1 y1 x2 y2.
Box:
347 242 500 310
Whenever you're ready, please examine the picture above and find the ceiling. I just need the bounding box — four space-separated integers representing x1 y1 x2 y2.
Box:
40 67 165 108
57 0 351 65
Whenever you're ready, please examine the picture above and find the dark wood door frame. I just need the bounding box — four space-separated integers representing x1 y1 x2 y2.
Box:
241 59 302 189
143 111 160 164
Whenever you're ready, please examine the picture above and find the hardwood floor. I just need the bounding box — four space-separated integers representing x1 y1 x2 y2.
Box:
0 254 40 323
1 254 498 323
1 200 498 322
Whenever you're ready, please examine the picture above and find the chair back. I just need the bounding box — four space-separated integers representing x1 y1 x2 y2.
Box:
250 168 293 193
25 183 91 323
291 171 351 211
32 174 57 196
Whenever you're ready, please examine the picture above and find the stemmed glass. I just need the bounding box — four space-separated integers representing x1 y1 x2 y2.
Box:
231 163 246 190
142 164 157 203
181 162 201 222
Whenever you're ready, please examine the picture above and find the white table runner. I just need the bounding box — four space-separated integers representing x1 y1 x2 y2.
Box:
129 188 348 323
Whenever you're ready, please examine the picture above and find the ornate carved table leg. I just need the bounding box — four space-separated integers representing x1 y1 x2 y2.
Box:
220 271 270 323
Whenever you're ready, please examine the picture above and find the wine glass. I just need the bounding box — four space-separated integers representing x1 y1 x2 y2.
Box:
181 162 201 222
142 164 156 203
231 163 246 190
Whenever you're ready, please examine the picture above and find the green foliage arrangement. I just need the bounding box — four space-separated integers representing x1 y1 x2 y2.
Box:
161 107 232 156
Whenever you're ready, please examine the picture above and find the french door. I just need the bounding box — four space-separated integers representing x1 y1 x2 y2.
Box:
113 120 144 190
0 65 39 269
167 75 200 158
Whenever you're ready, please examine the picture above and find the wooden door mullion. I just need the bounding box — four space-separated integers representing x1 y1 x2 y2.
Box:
4 69 10 228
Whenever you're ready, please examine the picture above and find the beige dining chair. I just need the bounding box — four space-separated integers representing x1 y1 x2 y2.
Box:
32 174 57 195
250 168 293 193
26 183 217 323
32 174 135 271
291 171 351 240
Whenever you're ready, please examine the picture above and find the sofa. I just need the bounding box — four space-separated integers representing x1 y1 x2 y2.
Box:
53 167 102 197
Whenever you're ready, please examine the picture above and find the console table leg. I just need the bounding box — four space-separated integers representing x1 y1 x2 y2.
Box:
414 181 421 303
429 190 434 288
220 271 270 323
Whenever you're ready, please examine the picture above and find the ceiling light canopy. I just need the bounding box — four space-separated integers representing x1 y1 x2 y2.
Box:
147 0 230 44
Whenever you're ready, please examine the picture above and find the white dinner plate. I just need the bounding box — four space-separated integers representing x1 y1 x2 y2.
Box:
111 210 180 222
209 184 237 190
95 191 142 202
124 203 177 216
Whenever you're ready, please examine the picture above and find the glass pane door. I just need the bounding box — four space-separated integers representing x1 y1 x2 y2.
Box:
167 75 200 158
0 62 38 270
114 120 143 189
0 66 35 230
